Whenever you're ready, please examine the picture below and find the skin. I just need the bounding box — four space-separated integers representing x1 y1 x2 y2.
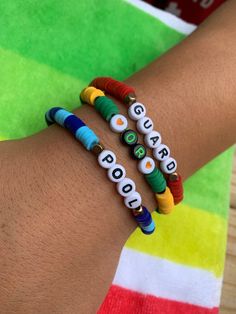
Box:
0 1 236 313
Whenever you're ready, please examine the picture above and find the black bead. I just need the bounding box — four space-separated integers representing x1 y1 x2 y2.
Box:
121 129 138 146
131 144 146 160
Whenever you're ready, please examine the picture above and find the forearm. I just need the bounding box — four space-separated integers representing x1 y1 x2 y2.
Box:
125 0 236 179
1 1 236 313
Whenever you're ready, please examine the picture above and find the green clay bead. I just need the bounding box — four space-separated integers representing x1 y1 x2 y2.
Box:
145 167 167 193
94 96 119 121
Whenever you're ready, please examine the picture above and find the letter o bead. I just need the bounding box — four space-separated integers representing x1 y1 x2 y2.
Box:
128 102 146 121
98 150 116 169
160 157 177 174
124 191 142 209
108 164 126 183
136 116 154 135
121 129 138 146
110 114 128 133
117 178 136 197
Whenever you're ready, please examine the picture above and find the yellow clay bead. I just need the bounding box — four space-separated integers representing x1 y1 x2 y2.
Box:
80 87 105 105
155 187 174 215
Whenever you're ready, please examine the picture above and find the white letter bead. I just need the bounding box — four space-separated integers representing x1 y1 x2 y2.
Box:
160 157 177 174
124 191 142 209
138 157 155 174
136 116 154 135
153 144 170 161
108 164 126 183
128 102 146 121
98 150 116 169
110 114 128 133
117 178 136 197
144 130 162 149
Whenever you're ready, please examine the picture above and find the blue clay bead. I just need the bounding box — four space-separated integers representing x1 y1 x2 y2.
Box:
64 115 85 135
54 109 73 126
75 126 99 150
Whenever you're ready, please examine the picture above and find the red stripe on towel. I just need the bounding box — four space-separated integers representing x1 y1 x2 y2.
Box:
98 285 219 314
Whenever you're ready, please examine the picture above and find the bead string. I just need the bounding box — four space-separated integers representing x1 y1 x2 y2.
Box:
80 87 174 214
45 107 155 234
89 77 184 205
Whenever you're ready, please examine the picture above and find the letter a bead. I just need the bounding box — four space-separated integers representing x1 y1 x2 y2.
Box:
124 191 142 209
128 102 146 121
117 178 136 197
144 130 162 149
98 150 116 169
110 114 128 133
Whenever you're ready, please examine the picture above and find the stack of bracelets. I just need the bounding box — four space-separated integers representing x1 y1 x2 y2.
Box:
45 77 184 235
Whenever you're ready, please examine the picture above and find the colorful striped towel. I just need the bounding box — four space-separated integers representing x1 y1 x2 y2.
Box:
0 0 234 312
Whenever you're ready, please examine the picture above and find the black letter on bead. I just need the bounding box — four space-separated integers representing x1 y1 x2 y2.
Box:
150 135 160 146
144 119 153 130
102 154 114 164
112 168 124 180
128 198 138 208
122 184 132 194
167 161 176 171
134 105 144 115
158 148 169 159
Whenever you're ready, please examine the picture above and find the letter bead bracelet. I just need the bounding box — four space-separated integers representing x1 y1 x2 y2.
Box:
80 87 174 214
89 77 184 206
45 107 155 235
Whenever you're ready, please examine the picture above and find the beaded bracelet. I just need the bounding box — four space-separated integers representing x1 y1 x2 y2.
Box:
80 87 174 214
45 107 155 234
89 77 184 205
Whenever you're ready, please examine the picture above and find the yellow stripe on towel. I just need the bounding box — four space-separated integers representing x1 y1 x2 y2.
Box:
125 203 226 277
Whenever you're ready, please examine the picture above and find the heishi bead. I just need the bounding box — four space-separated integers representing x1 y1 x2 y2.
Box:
80 87 105 105
155 187 174 214
136 116 154 135
153 144 170 161
128 102 146 121
167 173 184 204
110 114 128 133
160 157 177 174
138 157 155 174
75 126 99 150
144 167 167 193
108 164 126 183
45 107 62 126
98 150 116 169
133 206 155 235
54 109 73 126
117 178 136 197
131 144 146 160
124 191 142 209
64 114 86 135
144 130 162 149
121 129 138 146
94 96 119 121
